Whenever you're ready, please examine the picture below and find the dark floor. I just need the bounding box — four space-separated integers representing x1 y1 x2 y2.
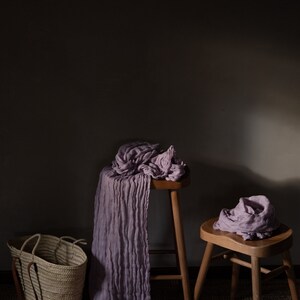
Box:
151 278 298 300
1 278 298 300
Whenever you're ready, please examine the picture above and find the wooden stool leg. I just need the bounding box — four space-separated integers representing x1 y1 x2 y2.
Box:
251 256 261 300
230 254 240 300
282 250 299 300
170 190 191 300
194 242 214 300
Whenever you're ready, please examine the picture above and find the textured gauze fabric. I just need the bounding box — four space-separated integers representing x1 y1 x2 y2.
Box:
213 195 280 240
89 141 185 300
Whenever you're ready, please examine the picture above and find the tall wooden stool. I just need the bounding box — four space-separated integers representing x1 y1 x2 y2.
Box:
150 174 191 300
194 217 299 300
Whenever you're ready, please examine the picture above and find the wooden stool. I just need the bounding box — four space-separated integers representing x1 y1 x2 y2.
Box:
194 217 299 300
150 174 191 300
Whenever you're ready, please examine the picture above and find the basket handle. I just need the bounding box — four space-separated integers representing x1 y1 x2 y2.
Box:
12 257 25 300
28 262 42 300
54 236 87 263
59 236 87 246
19 234 41 262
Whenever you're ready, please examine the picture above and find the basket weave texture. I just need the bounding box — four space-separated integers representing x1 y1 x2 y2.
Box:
7 234 87 300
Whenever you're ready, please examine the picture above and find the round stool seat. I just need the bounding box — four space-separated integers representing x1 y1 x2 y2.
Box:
151 171 190 190
200 217 293 258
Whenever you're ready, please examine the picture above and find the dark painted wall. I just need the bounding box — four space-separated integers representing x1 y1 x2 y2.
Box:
1 1 300 270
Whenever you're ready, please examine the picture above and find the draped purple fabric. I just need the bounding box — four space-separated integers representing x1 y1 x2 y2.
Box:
89 142 185 299
112 141 185 181
213 195 280 240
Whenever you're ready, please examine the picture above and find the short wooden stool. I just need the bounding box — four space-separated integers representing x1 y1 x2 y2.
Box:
194 217 299 300
150 174 191 300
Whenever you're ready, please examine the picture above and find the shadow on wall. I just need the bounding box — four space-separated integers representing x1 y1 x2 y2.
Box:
179 159 300 265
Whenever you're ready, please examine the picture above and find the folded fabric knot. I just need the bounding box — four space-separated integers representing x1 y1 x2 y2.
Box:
213 195 280 240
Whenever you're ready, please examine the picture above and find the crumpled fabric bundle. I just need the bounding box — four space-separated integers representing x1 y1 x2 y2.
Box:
112 141 186 181
213 195 280 240
89 142 186 300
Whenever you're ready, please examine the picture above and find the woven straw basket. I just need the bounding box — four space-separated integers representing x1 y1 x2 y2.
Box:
7 234 87 300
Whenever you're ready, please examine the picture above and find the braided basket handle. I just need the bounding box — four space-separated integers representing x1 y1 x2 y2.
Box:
12 257 25 300
10 234 41 300
59 236 87 246
27 262 41 300
19 234 41 261
54 236 87 263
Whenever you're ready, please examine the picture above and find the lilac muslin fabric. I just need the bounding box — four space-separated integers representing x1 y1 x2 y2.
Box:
213 195 280 240
89 142 186 300
112 141 186 181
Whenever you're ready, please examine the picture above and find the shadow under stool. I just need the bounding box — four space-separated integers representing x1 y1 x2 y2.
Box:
150 174 191 300
194 217 299 300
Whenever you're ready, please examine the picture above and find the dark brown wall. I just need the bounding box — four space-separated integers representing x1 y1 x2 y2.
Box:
1 1 300 269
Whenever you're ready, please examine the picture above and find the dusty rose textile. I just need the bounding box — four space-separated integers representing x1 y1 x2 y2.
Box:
213 195 280 240
89 142 185 300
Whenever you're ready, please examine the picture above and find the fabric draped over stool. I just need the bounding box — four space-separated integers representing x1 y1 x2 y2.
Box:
89 142 186 300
